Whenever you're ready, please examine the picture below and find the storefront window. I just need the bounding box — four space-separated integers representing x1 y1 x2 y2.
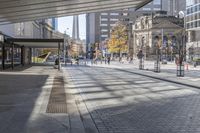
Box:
14 47 21 66
0 42 22 69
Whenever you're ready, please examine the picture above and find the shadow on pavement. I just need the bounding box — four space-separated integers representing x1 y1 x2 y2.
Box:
66 66 200 133
88 94 200 133
0 73 48 133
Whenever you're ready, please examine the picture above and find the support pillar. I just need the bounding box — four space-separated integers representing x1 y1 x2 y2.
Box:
29 48 32 64
21 46 24 66
11 43 14 70
1 43 5 70
58 43 61 70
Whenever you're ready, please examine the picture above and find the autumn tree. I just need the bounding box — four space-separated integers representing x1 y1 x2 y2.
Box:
108 22 128 56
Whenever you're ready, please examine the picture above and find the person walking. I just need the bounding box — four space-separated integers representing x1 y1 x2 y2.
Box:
107 56 111 65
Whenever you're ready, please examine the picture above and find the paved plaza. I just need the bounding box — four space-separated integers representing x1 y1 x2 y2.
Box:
0 66 70 133
64 65 200 133
0 63 200 133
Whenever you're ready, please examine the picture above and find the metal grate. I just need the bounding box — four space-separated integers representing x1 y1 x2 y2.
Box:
46 76 67 113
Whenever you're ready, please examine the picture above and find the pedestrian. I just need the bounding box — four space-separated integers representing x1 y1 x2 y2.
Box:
194 62 197 68
76 56 79 65
129 57 133 64
107 56 111 65
119 57 122 63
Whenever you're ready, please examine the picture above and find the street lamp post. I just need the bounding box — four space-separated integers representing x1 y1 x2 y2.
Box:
128 21 133 58
154 36 161 73
177 31 185 77
177 11 186 77
64 31 67 65
138 37 145 70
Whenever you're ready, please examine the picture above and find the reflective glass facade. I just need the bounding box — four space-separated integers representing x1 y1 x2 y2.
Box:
0 41 22 70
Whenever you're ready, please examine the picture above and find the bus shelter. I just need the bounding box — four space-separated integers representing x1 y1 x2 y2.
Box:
1 37 64 70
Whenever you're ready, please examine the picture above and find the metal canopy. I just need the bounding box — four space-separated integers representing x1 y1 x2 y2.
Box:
0 0 152 25
7 38 64 48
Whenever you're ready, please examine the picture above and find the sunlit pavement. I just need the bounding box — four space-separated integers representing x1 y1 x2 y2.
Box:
64 65 200 133
86 60 200 86
0 66 69 133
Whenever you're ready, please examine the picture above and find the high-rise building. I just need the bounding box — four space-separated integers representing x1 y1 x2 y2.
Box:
162 0 186 16
139 0 162 12
86 0 186 55
72 15 80 40
86 0 163 45
186 0 200 61
52 18 58 31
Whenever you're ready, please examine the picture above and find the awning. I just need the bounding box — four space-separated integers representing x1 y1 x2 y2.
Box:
0 0 152 25
7 38 64 48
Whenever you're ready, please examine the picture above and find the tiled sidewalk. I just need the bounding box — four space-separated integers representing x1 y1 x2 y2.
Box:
0 66 69 133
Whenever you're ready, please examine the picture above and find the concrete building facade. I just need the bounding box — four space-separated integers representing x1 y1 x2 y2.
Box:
186 0 200 61
0 18 60 70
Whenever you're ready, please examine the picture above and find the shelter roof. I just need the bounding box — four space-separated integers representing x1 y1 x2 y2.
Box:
0 0 152 25
7 38 64 48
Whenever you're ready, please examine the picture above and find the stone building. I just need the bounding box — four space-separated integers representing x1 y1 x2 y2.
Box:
132 12 184 60
186 0 200 61
0 19 63 70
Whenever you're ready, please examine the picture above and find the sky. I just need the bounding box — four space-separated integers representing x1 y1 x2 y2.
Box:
58 14 86 40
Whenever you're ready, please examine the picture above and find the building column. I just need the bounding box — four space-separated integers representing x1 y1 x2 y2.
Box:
58 42 61 70
1 42 5 70
34 48 36 63
11 43 14 70
21 46 24 66
29 48 32 64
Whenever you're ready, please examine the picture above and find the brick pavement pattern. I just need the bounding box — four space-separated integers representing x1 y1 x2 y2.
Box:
65 66 200 133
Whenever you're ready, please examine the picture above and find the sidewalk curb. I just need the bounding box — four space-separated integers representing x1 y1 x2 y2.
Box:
117 68 200 89
87 64 200 89
62 69 99 133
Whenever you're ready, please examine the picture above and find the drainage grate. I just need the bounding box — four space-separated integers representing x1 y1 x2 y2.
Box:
46 76 67 113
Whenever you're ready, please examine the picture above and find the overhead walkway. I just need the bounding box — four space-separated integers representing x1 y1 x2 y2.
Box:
0 0 152 24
